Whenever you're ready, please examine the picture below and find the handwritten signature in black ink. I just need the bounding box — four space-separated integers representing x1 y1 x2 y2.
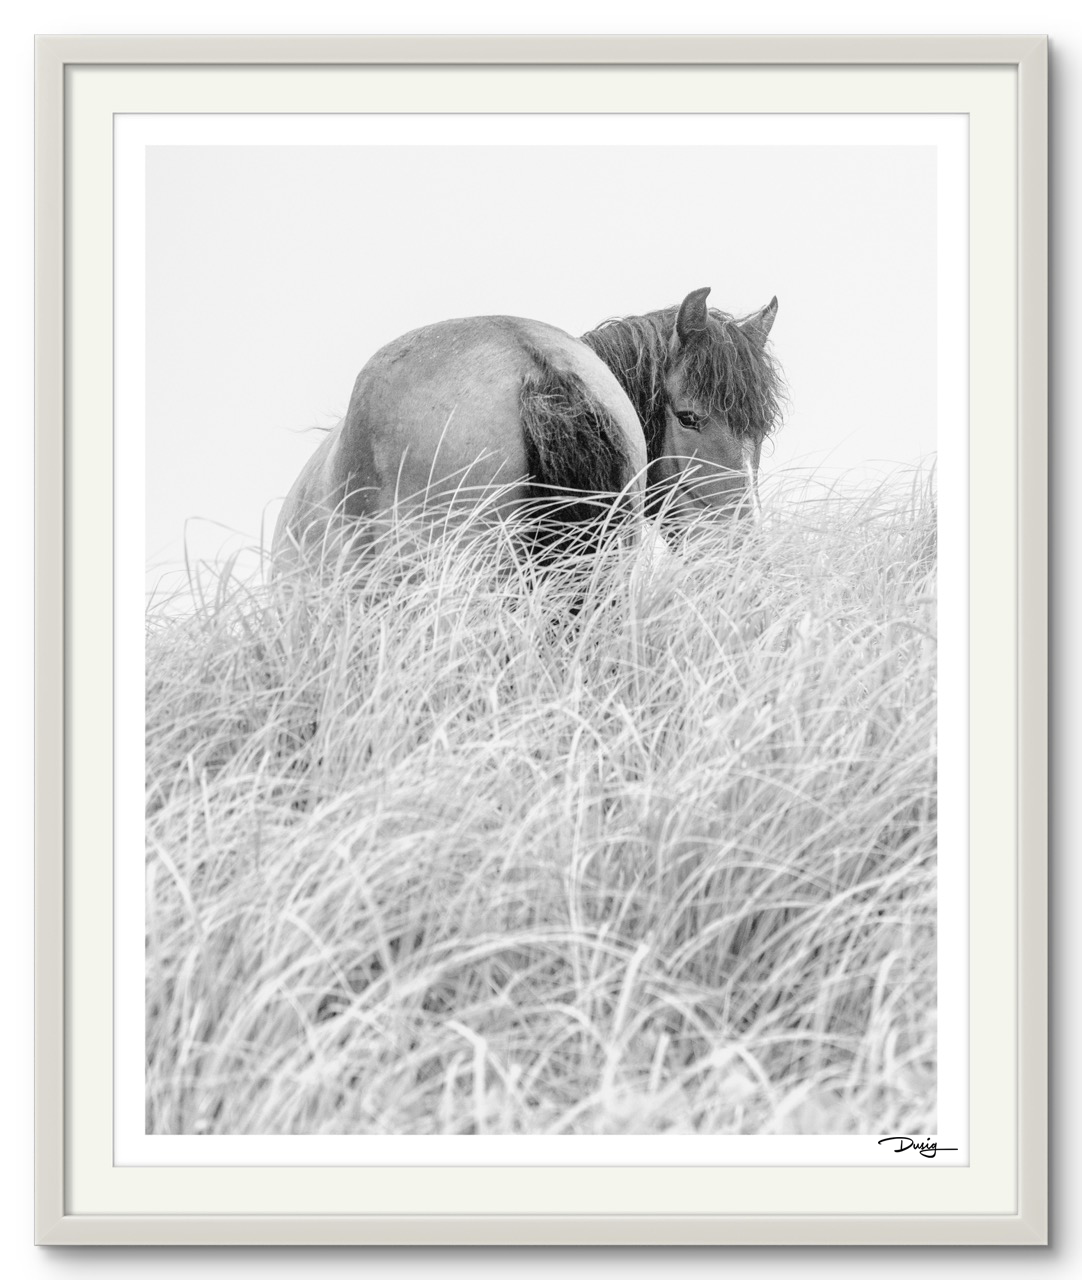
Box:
877 1137 959 1159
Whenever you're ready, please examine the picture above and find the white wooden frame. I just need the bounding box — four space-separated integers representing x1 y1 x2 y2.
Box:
35 35 1047 1246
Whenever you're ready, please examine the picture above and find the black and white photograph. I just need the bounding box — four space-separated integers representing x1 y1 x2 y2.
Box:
7 4 1056 1257
124 111 965 1156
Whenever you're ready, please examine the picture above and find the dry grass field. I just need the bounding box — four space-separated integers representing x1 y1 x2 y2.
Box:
145 470 937 1136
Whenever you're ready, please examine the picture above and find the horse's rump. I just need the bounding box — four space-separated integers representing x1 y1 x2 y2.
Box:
273 315 647 574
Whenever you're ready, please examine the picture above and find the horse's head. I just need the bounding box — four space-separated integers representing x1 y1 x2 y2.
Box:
657 286 781 521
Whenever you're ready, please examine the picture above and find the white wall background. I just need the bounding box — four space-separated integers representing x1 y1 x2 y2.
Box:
146 140 937 581
3 1 1077 1276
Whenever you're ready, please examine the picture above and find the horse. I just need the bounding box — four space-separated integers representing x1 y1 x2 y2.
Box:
271 287 782 572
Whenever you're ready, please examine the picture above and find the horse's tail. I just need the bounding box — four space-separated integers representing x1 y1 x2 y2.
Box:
518 346 633 546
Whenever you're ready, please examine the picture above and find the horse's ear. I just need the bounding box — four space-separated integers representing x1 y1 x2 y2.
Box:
674 287 712 346
741 296 778 347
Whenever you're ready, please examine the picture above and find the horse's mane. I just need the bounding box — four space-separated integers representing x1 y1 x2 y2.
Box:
581 306 785 462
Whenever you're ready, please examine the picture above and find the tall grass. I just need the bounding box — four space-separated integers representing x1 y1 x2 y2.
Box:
146 471 937 1136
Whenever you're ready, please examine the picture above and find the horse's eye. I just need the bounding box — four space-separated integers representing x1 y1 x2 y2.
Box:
675 410 702 430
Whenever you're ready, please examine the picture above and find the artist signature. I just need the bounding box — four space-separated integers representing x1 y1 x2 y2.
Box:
877 1136 959 1159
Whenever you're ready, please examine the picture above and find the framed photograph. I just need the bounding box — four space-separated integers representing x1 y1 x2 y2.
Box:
35 35 1047 1246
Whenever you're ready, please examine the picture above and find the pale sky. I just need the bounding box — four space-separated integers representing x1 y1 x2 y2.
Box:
145 142 938 588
